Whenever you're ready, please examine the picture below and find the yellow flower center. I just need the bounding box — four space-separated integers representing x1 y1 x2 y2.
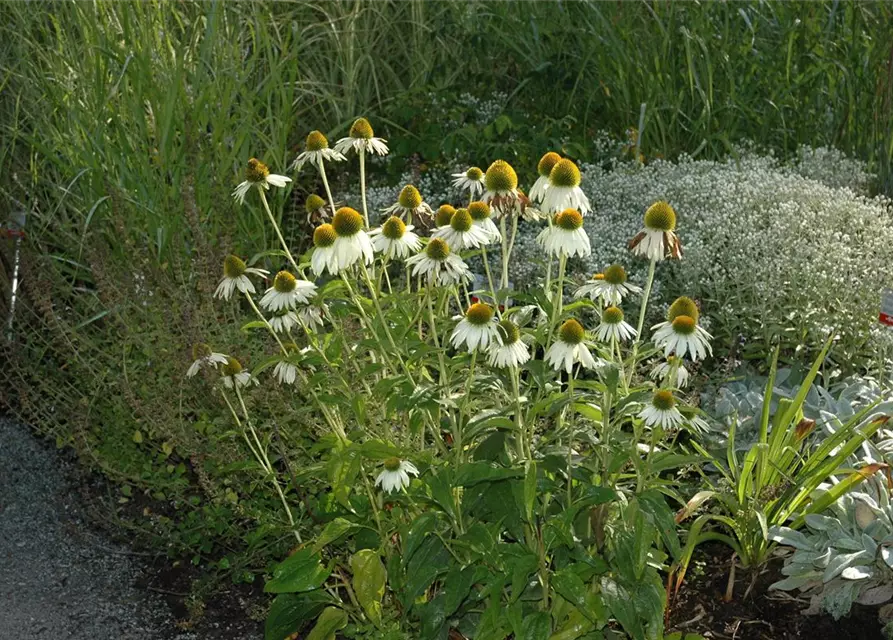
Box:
602 306 624 325
223 254 247 279
497 319 520 344
484 160 518 193
306 130 329 151
383 457 401 471
192 343 212 360
398 185 422 209
450 208 473 232
332 207 364 237
667 296 699 323
558 319 585 345
549 158 581 188
245 158 270 183
305 194 326 213
652 390 676 411
382 216 406 240
222 356 243 377
350 117 374 140
436 204 456 227
425 238 450 261
554 208 583 231
537 152 562 177
313 223 336 248
603 264 627 285
593 273 605 280
465 302 494 326
468 201 491 221
273 271 297 293
466 166 484 181
671 315 697 336
644 201 676 232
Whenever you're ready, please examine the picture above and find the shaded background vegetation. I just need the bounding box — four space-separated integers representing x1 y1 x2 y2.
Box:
1 0 891 585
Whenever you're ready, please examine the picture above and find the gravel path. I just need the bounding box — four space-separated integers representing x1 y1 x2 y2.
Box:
0 416 260 640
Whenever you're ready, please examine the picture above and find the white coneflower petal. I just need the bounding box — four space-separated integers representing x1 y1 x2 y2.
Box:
219 357 258 389
650 357 690 388
370 216 422 260
450 303 498 353
260 271 317 312
333 117 389 157
406 238 472 286
186 345 228 378
331 207 374 271
651 314 713 363
382 185 434 223
594 306 637 343
452 166 486 198
273 361 299 385
540 159 590 214
375 458 419 494
214 255 269 300
269 310 299 334
629 201 682 261
574 265 642 307
232 158 291 205
544 319 600 374
487 320 530 368
432 207 491 250
537 209 591 258
639 391 684 429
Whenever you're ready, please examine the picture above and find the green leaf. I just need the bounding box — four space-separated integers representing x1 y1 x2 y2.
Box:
520 611 551 640
350 549 386 627
552 569 595 622
358 439 401 460
240 319 268 333
264 592 331 640
305 607 348 640
637 490 681 561
313 518 361 552
524 460 537 523
442 565 477 617
265 549 331 594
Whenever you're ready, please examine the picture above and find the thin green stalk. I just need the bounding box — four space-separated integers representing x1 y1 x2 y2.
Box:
318 157 337 218
359 148 370 227
627 258 657 385
258 189 300 274
480 245 500 316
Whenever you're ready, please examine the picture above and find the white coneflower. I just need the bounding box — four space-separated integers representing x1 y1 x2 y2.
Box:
311 223 338 276
434 204 457 227
452 166 486 198
269 310 299 334
232 158 292 205
406 238 472 286
651 297 712 362
332 207 374 271
629 201 683 261
291 130 346 172
574 264 642 307
541 158 590 215
545 319 600 374
370 216 421 260
537 209 591 258
433 207 490 250
650 356 691 388
450 302 499 352
529 152 562 204
639 390 684 429
487 319 530 368
186 343 228 378
467 201 501 243
260 271 317 312
383 185 434 224
214 255 269 300
333 117 389 156
297 303 327 331
273 360 299 385
482 160 521 216
375 458 419 494
595 306 637 343
304 194 329 223
220 357 257 389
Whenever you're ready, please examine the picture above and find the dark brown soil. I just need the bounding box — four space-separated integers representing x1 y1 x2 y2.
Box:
667 544 884 640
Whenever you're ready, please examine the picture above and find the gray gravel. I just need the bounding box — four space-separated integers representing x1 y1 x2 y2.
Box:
0 416 260 640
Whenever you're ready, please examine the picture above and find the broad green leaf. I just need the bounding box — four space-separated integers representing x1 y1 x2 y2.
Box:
265 549 331 594
264 592 331 640
552 569 594 622
637 490 681 560
305 607 348 640
313 518 361 552
454 461 522 487
350 549 386 627
442 565 477 617
519 611 551 640
358 439 401 460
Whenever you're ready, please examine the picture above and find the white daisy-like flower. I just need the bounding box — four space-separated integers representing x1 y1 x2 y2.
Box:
220 357 258 390
467 201 501 243
310 223 339 276
452 166 486 198
544 319 600 374
450 302 499 352
432 207 491 250
487 320 530 368
304 194 330 223
574 264 642 307
638 390 684 430
268 310 299 334
434 204 457 228
333 117 389 157
529 152 562 204
290 130 346 172
650 356 690 388
375 458 419 494
214 255 269 300
406 238 473 286
481 159 521 217
594 306 637 343
297 303 327 331
537 209 591 258
186 343 228 378
273 360 299 385
232 158 292 205
370 216 422 260
331 207 374 272
540 159 591 215
651 297 713 362
260 271 317 312
629 201 683 261
382 185 434 224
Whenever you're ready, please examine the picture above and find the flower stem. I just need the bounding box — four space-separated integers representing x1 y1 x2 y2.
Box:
318 157 337 219
259 190 300 273
243 291 288 355
628 258 657 385
481 245 500 316
359 148 370 228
